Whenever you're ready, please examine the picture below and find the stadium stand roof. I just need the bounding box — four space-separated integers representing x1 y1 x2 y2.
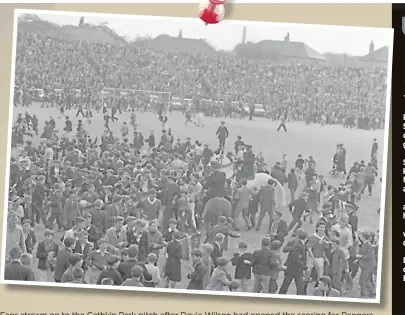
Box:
59 24 127 45
18 14 127 45
255 40 327 60
360 46 389 62
147 34 217 55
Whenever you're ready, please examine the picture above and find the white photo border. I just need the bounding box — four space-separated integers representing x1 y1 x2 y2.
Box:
0 8 393 305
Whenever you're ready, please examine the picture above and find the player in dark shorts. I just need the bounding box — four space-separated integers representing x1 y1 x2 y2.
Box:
130 111 136 128
104 113 111 131
159 112 168 128
59 104 65 119
185 109 195 126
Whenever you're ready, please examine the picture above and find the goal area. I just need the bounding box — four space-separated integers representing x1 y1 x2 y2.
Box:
100 88 171 106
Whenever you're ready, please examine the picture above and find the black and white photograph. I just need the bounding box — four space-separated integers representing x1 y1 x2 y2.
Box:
1 9 392 303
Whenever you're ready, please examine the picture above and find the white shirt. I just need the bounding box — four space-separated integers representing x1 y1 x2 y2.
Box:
44 147 54 160
18 156 32 169
194 182 203 195
194 145 203 156
64 228 79 241
145 263 161 285
15 205 25 219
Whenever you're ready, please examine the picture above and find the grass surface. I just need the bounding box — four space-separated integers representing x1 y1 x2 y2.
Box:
11 103 386 298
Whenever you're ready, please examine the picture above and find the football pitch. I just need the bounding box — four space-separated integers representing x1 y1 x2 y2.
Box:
11 103 386 296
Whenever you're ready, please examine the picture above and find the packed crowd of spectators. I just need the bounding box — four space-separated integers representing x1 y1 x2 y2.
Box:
15 31 387 127
5 30 381 297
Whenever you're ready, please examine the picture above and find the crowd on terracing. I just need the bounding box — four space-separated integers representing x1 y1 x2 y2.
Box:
14 32 387 128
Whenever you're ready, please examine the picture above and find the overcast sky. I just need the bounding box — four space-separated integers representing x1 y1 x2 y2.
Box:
21 10 393 56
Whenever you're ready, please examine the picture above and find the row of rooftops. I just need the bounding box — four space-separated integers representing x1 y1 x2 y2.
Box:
146 33 388 64
18 14 388 65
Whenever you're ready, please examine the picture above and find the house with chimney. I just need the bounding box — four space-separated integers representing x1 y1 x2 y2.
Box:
324 40 388 68
358 40 389 67
147 31 216 55
233 30 327 63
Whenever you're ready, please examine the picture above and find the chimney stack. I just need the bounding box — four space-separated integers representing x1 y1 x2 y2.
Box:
284 32 290 42
242 26 247 44
178 30 183 38
369 40 375 55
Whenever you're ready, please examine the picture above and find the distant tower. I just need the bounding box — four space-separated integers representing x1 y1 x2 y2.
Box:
242 26 247 44
178 30 183 38
284 32 290 42
369 40 375 55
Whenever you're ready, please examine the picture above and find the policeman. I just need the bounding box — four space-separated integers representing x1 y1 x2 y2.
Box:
216 121 229 148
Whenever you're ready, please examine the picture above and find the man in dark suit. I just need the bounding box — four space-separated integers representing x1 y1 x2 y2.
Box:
371 138 378 158
164 231 183 288
267 210 288 245
106 195 122 229
201 165 227 212
36 229 59 282
287 192 309 233
313 276 341 297
207 216 240 252
216 121 229 148
117 244 151 281
206 166 226 200
22 219 36 254
54 237 76 282
325 238 348 294
210 233 224 268
251 237 273 293
74 230 94 270
47 184 64 231
202 144 213 168
241 145 255 179
161 179 181 230
187 249 206 290
357 231 377 298
278 229 308 295
4 247 35 281
31 175 48 226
